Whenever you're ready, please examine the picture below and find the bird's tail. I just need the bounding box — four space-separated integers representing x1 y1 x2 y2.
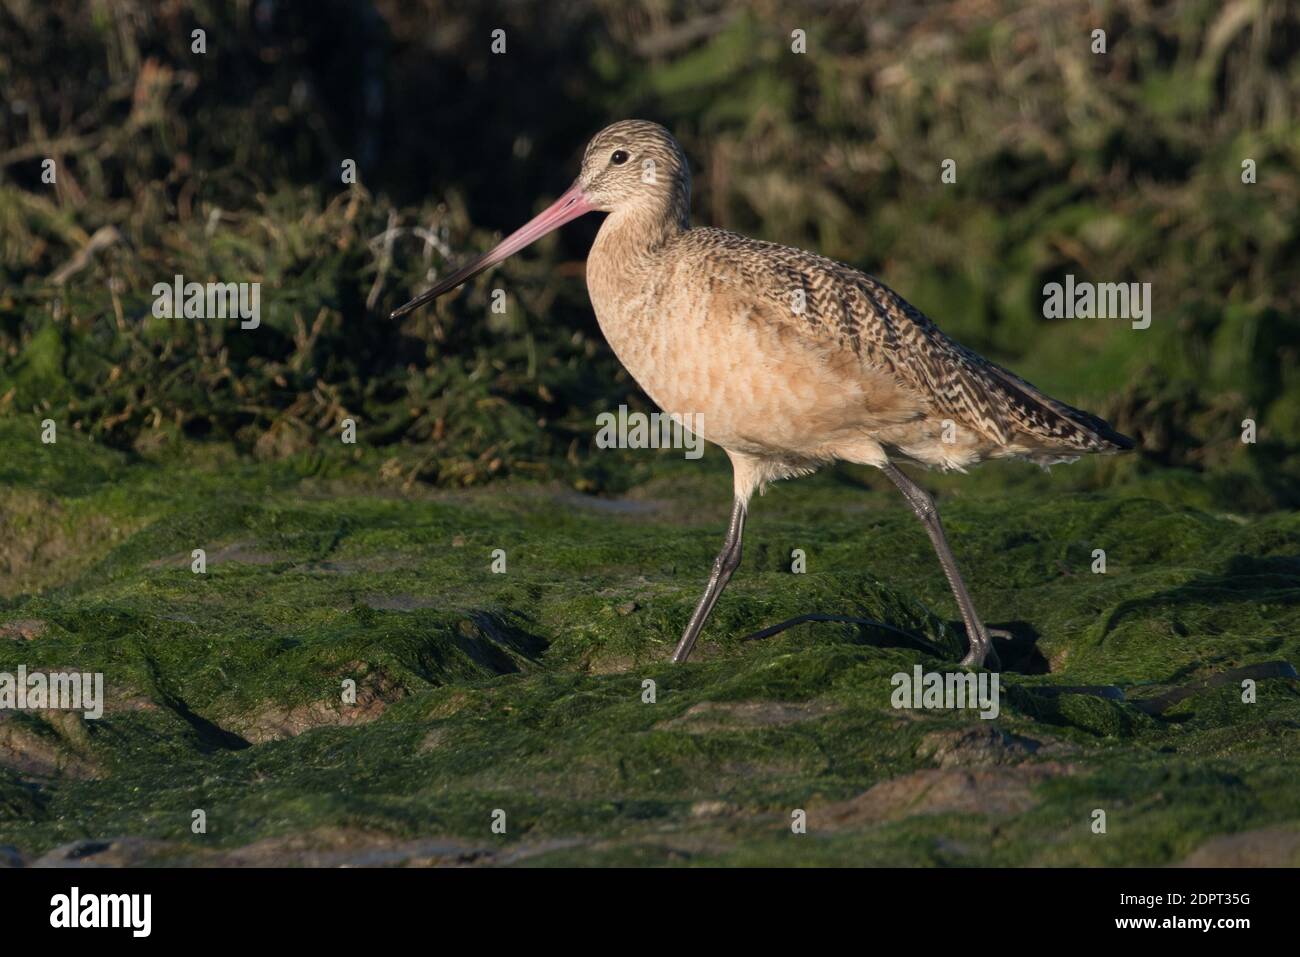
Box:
982 363 1135 453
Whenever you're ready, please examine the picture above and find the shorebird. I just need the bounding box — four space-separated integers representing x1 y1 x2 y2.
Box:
392 120 1133 669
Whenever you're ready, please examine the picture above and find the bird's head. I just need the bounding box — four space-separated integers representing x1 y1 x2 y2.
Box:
576 120 691 219
390 120 689 320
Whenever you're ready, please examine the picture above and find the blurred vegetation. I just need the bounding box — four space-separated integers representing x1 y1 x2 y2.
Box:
1 0 1298 503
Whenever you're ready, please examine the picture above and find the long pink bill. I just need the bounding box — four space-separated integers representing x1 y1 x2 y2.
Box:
389 181 593 319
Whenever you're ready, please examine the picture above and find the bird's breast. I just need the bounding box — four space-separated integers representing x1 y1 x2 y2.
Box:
585 241 919 461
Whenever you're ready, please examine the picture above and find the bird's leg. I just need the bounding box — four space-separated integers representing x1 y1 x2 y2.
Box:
671 498 747 664
881 463 1000 670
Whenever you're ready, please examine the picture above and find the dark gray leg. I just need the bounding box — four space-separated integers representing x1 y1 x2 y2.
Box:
671 498 747 663
881 463 1000 670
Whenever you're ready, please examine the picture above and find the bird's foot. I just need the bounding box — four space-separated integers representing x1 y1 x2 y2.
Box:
961 628 1005 671
960 647 1001 671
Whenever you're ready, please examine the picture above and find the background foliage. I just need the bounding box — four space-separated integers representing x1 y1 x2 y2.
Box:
1 0 1298 500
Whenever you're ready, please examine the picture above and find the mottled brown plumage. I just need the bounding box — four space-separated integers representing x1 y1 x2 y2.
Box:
582 121 1131 500
393 119 1134 669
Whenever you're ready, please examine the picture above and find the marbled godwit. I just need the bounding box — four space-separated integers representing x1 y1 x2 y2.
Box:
392 120 1134 669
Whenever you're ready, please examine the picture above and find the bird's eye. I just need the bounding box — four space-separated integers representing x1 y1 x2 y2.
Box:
610 149 629 166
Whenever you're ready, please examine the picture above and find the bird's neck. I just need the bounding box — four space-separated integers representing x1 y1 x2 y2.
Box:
586 186 691 335
597 188 690 256
586 196 689 339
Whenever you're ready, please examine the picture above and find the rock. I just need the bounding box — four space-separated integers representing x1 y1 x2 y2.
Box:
32 837 170 867
656 700 836 733
817 763 1077 826
1181 828 1300 867
28 829 587 868
0 714 103 779
0 619 47 641
916 725 1042 768
418 727 447 752
230 664 405 744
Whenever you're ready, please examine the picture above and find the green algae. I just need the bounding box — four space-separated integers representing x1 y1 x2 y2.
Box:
1 432 1297 866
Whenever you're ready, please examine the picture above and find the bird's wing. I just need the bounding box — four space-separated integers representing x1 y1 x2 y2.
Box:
685 227 1130 452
